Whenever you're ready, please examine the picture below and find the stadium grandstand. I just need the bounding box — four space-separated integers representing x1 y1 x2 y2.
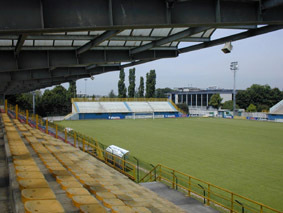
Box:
67 98 186 120
0 112 187 213
268 100 283 121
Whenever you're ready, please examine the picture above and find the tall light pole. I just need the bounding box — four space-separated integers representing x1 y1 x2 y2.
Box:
230 62 238 116
32 91 36 115
84 79 87 97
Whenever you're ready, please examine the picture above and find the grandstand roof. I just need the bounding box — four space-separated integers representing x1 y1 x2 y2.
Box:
269 100 283 115
0 0 283 94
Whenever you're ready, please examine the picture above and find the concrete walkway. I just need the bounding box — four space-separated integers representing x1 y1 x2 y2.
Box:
141 182 218 213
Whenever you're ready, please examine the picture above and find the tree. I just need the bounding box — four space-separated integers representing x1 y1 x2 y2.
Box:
68 81 77 99
247 103 257 112
128 68 136 98
118 69 127 98
209 94 223 109
222 100 239 111
145 70 156 98
108 90 116 98
236 84 283 111
138 77 144 98
156 87 174 98
176 103 189 114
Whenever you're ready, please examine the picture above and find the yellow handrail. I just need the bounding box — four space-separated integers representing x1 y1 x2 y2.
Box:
169 100 187 114
143 164 281 213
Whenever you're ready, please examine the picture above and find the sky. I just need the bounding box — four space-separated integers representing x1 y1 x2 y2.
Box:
59 28 283 96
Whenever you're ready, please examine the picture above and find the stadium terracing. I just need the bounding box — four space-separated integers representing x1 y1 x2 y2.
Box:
0 0 283 95
0 1 283 212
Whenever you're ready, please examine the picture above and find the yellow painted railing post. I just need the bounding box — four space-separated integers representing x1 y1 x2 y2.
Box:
82 138 85 152
133 166 136 182
36 115 38 129
64 129 67 143
172 170 175 189
5 99 7 114
230 193 234 213
55 125 58 138
207 184 211 206
188 177 191 197
45 119 48 134
15 104 18 119
26 110 29 124
158 165 162 181
74 132 77 147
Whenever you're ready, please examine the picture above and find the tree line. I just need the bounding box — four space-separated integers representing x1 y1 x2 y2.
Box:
7 81 77 117
117 68 156 98
209 84 283 112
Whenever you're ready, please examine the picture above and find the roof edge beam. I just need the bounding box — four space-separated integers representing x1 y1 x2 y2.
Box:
178 25 283 54
77 30 120 55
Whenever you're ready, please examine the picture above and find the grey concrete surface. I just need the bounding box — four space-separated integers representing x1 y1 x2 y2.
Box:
141 182 219 213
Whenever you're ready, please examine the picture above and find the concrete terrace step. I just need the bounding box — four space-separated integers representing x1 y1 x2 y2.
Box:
141 182 219 213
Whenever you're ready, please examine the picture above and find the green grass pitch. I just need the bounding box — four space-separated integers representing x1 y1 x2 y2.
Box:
58 118 283 211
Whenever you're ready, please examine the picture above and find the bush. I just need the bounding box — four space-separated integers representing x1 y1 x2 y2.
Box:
247 104 257 112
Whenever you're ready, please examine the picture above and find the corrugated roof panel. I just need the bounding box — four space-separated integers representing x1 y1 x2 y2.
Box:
191 32 205 38
89 31 105 35
34 40 53 46
23 40 33 46
0 40 12 46
203 28 215 38
98 41 109 46
132 29 152 36
117 30 132 36
54 40 73 46
170 28 188 35
67 31 88 35
151 28 171 37
125 41 142 46
73 40 90 46
108 41 125 46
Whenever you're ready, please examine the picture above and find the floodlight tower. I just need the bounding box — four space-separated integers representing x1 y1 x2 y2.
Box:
84 79 87 97
230 62 238 116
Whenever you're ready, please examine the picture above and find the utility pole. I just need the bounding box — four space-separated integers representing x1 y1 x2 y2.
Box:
230 62 239 117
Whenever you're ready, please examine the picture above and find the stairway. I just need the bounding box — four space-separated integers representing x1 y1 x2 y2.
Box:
141 182 218 213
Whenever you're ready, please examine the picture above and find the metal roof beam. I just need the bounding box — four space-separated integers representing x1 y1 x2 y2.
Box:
0 0 283 34
262 0 283 10
178 25 283 54
14 34 27 55
121 60 156 68
0 49 178 73
77 30 120 55
130 27 209 55
0 66 120 83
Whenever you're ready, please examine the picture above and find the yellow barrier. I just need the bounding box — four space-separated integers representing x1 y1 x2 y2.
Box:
140 164 281 213
169 99 187 115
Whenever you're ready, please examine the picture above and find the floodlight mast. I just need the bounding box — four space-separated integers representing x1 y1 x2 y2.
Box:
230 62 238 117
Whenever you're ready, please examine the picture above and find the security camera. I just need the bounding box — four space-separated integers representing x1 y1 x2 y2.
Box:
221 42 233 54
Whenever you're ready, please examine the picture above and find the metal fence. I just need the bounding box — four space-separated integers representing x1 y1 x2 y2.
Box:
140 164 281 213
